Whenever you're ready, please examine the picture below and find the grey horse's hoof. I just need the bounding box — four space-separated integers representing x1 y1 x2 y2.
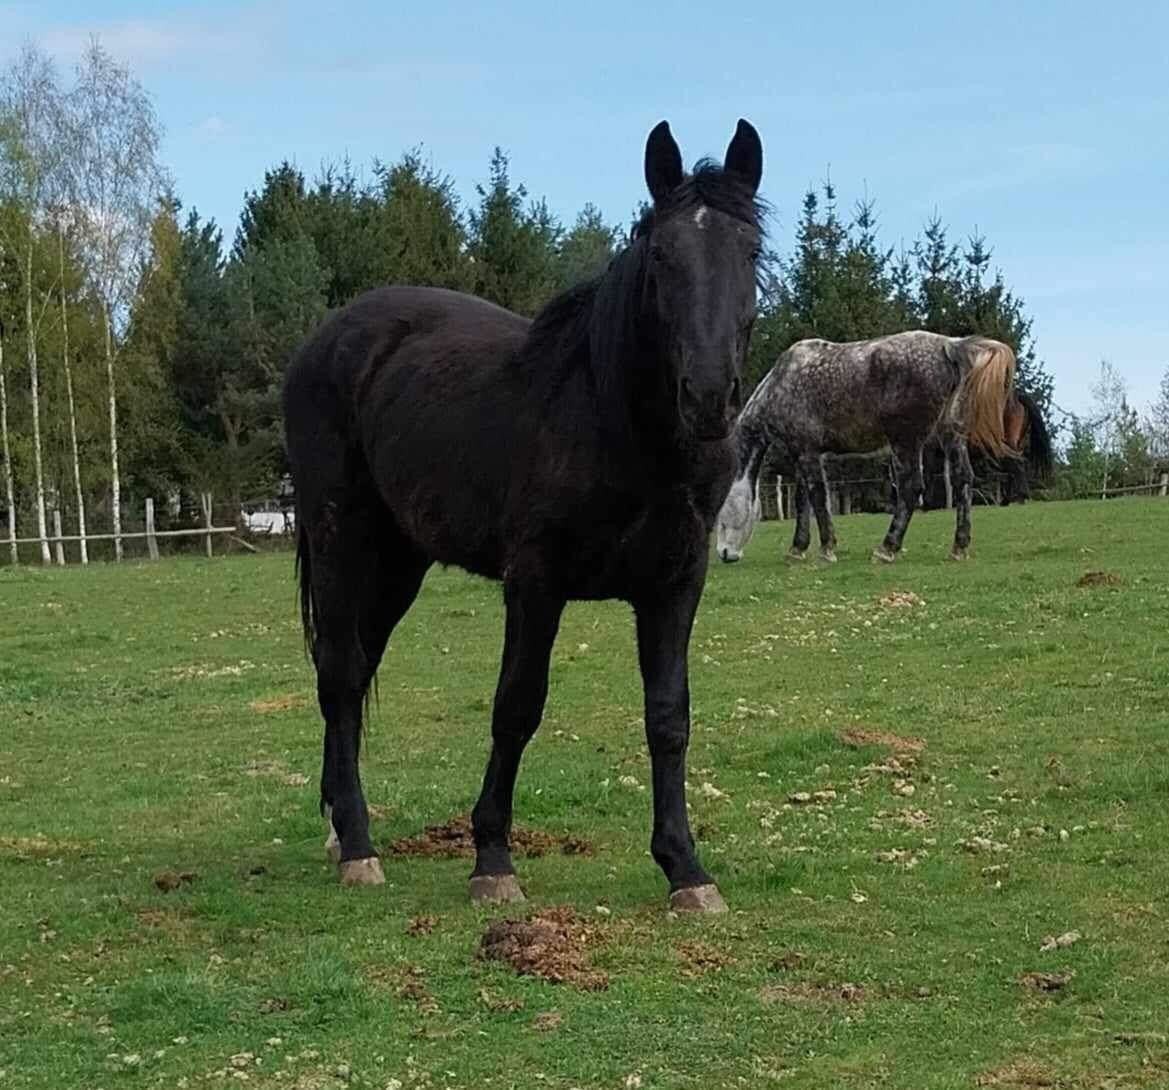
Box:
669 884 728 913
950 547 969 561
470 874 525 904
787 547 808 562
872 547 897 564
339 857 385 887
819 547 838 563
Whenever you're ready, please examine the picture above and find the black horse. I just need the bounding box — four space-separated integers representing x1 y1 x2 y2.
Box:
283 119 765 912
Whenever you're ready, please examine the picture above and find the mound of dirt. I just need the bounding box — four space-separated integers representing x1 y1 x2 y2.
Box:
760 981 867 1004
388 815 593 859
1076 570 1121 587
838 727 925 753
877 590 924 608
478 906 608 991
153 869 197 892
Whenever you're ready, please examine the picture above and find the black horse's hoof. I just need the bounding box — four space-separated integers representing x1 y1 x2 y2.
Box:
669 884 728 913
339 857 385 886
470 874 525 904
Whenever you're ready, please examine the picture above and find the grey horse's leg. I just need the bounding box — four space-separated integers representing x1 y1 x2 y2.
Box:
874 442 924 562
800 453 837 562
789 473 812 559
949 437 975 559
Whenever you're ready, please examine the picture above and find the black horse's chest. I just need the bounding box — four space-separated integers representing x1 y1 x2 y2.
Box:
531 488 712 601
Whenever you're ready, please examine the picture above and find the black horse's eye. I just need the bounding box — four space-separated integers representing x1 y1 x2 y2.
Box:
749 247 762 262
648 244 666 263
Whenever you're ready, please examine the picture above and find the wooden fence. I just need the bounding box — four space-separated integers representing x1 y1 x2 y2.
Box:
4 492 251 566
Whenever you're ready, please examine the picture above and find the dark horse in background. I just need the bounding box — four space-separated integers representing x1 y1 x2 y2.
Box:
999 389 1054 504
716 332 1033 564
283 120 765 912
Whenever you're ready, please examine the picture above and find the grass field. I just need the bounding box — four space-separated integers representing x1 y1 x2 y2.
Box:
2 499 1168 1089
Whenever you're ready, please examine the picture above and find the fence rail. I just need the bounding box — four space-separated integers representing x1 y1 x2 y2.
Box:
2 490 275 565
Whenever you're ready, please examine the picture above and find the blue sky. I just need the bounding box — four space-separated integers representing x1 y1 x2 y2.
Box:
4 0 1166 417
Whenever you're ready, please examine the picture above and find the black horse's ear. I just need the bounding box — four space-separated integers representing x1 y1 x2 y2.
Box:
724 118 763 193
645 120 684 204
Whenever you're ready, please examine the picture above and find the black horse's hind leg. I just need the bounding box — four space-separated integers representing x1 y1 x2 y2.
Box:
874 442 924 563
311 504 428 886
788 473 812 560
949 437 975 559
469 583 565 903
801 453 838 562
635 580 725 911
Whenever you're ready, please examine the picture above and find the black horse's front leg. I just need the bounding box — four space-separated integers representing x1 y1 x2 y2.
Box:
469 582 564 903
635 580 726 913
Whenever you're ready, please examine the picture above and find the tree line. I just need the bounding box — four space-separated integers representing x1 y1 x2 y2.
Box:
2 41 1166 563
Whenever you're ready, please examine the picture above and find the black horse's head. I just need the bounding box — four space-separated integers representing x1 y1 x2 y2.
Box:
635 119 764 441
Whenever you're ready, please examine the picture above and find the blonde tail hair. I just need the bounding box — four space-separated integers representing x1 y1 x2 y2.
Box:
960 339 1016 459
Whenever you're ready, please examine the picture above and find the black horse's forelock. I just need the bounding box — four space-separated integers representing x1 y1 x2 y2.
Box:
632 160 768 240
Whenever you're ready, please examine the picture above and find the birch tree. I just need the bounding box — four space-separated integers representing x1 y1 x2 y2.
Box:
0 45 62 563
0 317 15 563
63 38 164 560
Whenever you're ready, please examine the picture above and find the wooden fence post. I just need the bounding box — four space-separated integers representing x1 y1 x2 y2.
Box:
145 498 159 561
201 492 213 558
775 475 784 520
52 507 65 566
842 489 852 515
1161 472 1168 497
943 453 953 509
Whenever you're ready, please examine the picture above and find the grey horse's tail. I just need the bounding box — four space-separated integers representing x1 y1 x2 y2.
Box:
958 338 1017 459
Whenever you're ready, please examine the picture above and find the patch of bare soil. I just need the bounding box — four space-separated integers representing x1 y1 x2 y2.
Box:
395 966 440 1014
133 906 197 937
838 727 925 753
675 941 734 976
478 988 523 1013
877 590 924 608
241 759 309 787
531 1010 563 1032
975 1060 1058 1087
248 694 308 713
388 815 593 859
0 835 88 859
407 915 437 937
478 905 608 991
1019 970 1074 992
153 869 197 892
1076 570 1121 588
759 981 867 1004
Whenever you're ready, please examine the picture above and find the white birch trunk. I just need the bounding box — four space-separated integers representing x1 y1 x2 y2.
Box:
59 227 88 563
0 328 16 565
25 246 51 564
104 306 122 561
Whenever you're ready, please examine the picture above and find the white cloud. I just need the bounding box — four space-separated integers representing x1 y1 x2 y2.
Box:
192 115 229 142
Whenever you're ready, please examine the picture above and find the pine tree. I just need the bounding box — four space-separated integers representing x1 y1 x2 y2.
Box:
554 203 618 292
467 148 560 316
373 151 468 290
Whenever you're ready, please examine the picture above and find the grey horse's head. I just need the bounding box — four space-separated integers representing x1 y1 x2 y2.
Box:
715 470 761 562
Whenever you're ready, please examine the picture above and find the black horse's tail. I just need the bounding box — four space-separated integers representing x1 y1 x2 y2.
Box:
1018 390 1054 481
295 516 316 661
